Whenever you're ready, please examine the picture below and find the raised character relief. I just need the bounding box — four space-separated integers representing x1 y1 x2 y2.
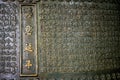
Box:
25 25 32 36
24 43 34 53
25 60 32 69
22 6 33 19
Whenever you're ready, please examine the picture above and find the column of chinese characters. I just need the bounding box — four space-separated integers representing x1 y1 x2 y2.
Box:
23 6 34 70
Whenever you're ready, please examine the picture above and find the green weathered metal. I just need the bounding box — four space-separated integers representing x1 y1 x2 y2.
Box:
0 0 120 80
37 0 120 79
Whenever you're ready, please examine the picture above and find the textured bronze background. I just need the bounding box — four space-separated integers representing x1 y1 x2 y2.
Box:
39 1 120 71
0 1 19 79
0 0 120 80
37 0 120 79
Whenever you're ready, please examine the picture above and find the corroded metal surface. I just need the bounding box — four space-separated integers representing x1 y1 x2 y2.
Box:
38 0 120 79
0 0 120 80
0 1 19 79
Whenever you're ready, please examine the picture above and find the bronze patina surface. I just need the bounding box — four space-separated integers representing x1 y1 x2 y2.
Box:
0 0 120 80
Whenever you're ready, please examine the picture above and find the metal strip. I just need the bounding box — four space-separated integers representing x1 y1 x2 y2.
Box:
20 4 38 76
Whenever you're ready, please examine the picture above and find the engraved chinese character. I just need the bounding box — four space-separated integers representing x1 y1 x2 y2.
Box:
25 60 32 69
23 7 33 18
25 43 33 53
25 25 32 36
